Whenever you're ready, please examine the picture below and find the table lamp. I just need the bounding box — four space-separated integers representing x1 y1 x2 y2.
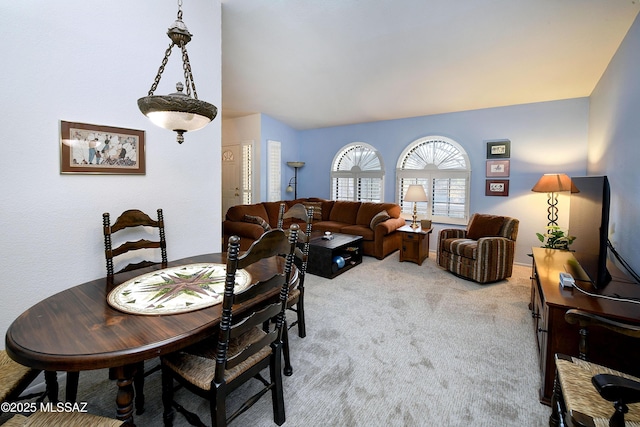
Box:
531 173 578 227
404 184 428 229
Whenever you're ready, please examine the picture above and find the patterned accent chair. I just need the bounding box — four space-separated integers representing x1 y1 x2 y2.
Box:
437 213 519 284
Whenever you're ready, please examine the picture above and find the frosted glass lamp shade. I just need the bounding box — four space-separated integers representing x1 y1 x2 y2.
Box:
138 87 217 144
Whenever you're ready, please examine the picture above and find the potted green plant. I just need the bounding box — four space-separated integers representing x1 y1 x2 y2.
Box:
536 226 576 250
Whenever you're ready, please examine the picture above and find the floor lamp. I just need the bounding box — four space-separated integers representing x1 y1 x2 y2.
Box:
404 184 428 229
531 173 576 227
286 161 305 199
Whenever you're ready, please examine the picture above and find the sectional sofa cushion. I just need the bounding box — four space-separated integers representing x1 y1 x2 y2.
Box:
226 203 269 223
302 201 323 221
329 201 361 224
360 202 400 223
243 214 271 231
466 214 505 240
369 210 390 230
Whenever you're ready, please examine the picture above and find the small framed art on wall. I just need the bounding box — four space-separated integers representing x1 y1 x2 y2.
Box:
60 121 145 174
486 140 511 159
485 179 509 196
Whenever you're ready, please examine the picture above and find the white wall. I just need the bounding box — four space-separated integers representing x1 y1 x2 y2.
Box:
0 1 222 346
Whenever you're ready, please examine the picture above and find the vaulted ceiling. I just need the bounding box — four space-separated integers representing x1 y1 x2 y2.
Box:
221 0 640 130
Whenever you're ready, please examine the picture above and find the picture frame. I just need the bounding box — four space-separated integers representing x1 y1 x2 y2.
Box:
485 179 509 197
486 160 510 177
486 140 511 159
60 121 145 174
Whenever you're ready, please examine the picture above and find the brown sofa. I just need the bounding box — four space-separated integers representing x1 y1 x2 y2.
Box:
223 198 406 259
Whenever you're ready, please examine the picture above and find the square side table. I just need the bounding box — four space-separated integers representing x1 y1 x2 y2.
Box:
398 224 433 266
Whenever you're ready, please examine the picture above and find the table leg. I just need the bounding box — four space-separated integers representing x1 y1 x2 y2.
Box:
134 361 145 415
109 365 136 425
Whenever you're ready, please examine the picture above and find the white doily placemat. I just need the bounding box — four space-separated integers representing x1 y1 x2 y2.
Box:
107 263 251 315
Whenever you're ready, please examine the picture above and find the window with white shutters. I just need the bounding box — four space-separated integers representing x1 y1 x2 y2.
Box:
331 143 384 202
242 142 252 204
396 136 470 225
267 140 281 202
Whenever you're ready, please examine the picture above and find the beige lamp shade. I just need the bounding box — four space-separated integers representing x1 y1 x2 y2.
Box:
405 185 428 202
531 174 578 193
531 173 579 227
405 184 428 229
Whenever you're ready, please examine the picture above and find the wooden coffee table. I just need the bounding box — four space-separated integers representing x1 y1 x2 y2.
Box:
306 232 363 279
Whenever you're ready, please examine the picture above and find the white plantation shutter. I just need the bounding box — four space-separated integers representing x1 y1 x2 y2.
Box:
267 140 281 202
242 142 252 204
331 143 384 202
397 136 470 225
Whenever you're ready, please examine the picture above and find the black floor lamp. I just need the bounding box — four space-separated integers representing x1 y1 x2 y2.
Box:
286 161 305 199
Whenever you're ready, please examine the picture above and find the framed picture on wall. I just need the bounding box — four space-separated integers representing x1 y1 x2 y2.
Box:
485 179 509 196
486 140 511 159
486 160 510 177
60 121 145 174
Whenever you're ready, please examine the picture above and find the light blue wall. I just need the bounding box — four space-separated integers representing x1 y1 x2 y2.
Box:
589 13 640 275
297 99 589 264
260 114 301 200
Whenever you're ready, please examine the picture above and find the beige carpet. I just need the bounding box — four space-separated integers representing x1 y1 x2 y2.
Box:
2 252 552 426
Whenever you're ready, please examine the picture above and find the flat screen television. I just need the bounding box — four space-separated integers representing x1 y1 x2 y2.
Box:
567 175 612 289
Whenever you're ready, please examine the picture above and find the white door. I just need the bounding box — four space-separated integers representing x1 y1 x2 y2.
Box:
221 145 242 219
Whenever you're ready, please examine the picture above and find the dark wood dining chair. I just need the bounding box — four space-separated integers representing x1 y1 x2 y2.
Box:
550 309 640 427
103 208 168 280
0 350 45 410
161 225 299 427
103 208 168 413
277 202 313 376
2 411 133 426
69 208 167 415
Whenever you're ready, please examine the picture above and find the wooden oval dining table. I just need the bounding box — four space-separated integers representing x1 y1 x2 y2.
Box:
5 252 297 425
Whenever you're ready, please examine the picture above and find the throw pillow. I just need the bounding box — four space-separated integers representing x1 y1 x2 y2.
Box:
466 214 504 240
370 210 390 230
243 214 272 231
303 202 323 221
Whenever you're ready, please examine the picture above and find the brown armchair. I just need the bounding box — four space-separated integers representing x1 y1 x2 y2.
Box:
437 213 519 284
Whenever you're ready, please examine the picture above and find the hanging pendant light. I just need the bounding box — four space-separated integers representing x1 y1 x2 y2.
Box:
138 0 217 144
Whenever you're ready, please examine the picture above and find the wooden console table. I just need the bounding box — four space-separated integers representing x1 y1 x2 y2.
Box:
530 247 640 404
398 225 432 266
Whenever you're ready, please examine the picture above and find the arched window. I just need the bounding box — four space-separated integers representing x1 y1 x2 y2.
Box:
396 136 470 225
331 143 384 202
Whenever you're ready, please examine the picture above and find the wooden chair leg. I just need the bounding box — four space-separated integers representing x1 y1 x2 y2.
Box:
271 347 286 426
161 365 175 427
295 298 306 338
44 371 59 403
210 383 227 427
282 321 293 376
65 371 79 403
549 369 563 427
